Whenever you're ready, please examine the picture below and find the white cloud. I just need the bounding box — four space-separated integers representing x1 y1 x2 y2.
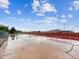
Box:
24 4 27 8
20 18 32 23
45 17 58 25
20 18 25 21
60 14 72 24
17 10 22 15
69 6 73 11
72 1 79 10
9 17 16 19
4 9 10 14
68 14 72 18
40 0 47 3
61 15 65 18
26 19 32 22
0 0 10 9
41 3 57 13
34 17 58 25
32 0 40 12
36 13 44 16
32 0 57 16
61 14 72 19
61 19 67 23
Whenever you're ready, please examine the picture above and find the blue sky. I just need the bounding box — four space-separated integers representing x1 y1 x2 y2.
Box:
0 0 79 32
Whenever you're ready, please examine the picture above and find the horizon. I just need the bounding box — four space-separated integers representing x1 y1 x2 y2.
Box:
0 0 79 32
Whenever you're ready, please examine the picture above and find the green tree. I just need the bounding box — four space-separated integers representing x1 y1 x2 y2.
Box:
0 25 9 32
9 27 16 34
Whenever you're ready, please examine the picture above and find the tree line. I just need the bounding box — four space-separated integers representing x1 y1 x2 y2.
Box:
0 25 22 34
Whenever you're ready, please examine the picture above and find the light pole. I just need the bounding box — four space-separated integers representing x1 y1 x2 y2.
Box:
61 19 67 31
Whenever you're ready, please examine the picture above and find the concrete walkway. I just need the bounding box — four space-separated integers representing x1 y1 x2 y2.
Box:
0 34 79 59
